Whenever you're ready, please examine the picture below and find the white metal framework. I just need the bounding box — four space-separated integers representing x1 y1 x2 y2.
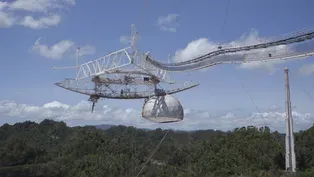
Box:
53 24 314 116
53 24 199 113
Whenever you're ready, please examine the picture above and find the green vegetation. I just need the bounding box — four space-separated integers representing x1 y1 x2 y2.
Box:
0 119 313 177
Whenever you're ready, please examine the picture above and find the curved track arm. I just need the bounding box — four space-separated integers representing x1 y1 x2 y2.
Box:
146 51 314 71
145 29 314 70
146 50 314 72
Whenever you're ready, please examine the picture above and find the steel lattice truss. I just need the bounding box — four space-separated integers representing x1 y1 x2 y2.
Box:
53 24 314 112
54 25 199 106
55 45 200 97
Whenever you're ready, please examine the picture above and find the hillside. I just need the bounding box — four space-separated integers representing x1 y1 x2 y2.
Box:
0 120 313 177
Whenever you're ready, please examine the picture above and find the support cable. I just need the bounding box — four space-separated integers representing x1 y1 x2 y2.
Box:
232 68 287 164
232 68 284 130
302 88 314 103
129 0 149 175
134 84 186 176
130 117 138 175
135 129 170 177
220 0 231 43
287 69 314 133
290 69 314 104
233 69 262 114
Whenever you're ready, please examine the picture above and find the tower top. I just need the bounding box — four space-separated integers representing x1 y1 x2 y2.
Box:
284 67 289 72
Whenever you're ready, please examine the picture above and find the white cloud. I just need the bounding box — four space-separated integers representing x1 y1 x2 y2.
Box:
0 100 142 127
174 38 217 62
31 38 96 59
120 35 130 45
0 2 15 27
0 0 75 29
172 29 294 73
157 14 179 32
9 0 75 12
0 11 15 28
0 100 313 133
298 64 314 76
269 104 282 111
10 0 59 12
32 38 75 59
20 14 61 29
0 2 8 10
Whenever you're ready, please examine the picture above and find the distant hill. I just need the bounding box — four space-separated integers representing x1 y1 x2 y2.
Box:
94 124 151 131
94 124 114 130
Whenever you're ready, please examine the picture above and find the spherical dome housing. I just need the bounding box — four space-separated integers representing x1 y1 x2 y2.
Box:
142 94 184 123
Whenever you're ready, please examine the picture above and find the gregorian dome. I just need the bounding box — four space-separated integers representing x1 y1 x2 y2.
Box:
142 94 184 123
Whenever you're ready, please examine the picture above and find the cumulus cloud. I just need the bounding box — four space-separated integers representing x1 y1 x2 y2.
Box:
0 2 15 28
0 0 75 29
0 1 7 9
0 11 15 28
120 35 130 45
269 104 282 111
0 100 144 127
20 14 61 29
31 38 96 59
157 14 179 32
0 100 313 133
298 64 314 76
172 29 297 73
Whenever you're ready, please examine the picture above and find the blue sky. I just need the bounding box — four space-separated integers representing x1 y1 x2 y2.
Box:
1 0 314 132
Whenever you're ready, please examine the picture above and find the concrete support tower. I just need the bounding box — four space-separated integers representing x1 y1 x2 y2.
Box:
284 67 296 173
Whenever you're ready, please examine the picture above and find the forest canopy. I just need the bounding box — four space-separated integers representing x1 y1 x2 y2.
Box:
0 119 313 177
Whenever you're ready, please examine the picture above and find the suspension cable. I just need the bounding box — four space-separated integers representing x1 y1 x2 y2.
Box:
129 0 150 175
232 68 288 154
290 69 314 104
220 0 231 43
134 83 186 176
232 68 267 126
232 67 289 130
135 129 170 177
